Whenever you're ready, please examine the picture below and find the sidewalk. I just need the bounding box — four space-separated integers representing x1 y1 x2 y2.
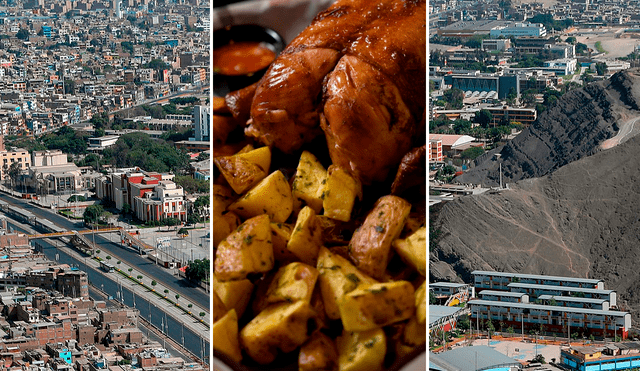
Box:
70 243 210 339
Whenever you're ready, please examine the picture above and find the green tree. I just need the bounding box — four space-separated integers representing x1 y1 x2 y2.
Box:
187 213 202 225
7 162 21 188
443 88 464 109
460 146 485 161
565 36 576 44
121 41 134 54
595 62 608 76
196 152 209 161
457 315 470 330
576 42 588 54
452 119 471 134
177 227 188 236
429 291 437 305
486 320 495 337
174 176 209 193
474 109 493 128
122 203 132 215
185 258 210 282
64 80 76 95
15 29 29 40
83 205 104 225
163 217 179 227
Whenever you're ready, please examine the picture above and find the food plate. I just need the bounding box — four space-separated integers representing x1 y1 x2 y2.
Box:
212 1 427 370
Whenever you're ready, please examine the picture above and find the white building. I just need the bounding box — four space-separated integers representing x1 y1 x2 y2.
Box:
543 58 578 75
489 22 546 38
87 136 119 152
193 105 209 142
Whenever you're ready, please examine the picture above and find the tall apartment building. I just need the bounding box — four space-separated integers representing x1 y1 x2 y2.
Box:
193 105 209 142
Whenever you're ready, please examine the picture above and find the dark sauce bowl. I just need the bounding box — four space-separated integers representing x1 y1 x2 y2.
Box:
213 24 286 96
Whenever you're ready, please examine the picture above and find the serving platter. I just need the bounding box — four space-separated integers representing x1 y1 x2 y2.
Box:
212 1 427 370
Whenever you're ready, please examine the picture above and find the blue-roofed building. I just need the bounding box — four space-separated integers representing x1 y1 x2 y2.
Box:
42 25 52 39
430 345 522 371
561 343 640 371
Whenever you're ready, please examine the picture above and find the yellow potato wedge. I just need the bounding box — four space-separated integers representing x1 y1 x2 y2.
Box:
292 150 327 214
316 247 377 320
228 170 293 223
270 222 298 263
338 281 415 331
212 309 242 363
392 226 426 276
337 328 386 371
322 165 362 222
264 262 319 306
212 272 254 318
240 301 315 364
214 214 274 281
287 206 323 266
213 290 227 324
214 155 268 195
415 280 426 325
348 195 411 280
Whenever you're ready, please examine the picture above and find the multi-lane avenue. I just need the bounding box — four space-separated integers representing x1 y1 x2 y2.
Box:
0 193 209 310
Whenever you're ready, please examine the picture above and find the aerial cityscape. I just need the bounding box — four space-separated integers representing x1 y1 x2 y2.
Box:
0 0 211 369
429 0 640 370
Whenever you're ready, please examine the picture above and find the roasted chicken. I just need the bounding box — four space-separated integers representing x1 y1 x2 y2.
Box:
244 0 426 184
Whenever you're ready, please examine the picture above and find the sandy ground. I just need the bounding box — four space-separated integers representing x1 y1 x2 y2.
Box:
571 28 638 59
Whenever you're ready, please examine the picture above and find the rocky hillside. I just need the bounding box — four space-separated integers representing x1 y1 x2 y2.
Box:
431 69 640 319
456 69 640 186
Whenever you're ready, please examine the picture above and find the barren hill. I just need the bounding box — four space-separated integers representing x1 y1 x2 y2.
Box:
456 69 640 186
431 69 640 319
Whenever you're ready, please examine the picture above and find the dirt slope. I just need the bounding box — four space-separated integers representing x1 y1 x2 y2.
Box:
432 70 640 319
456 69 640 187
431 133 640 318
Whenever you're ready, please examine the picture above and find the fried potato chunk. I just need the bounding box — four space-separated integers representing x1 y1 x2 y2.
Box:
323 165 362 222
317 247 377 320
240 301 315 364
299 332 338 371
292 150 327 214
228 170 293 223
348 195 411 280
214 214 274 281
264 262 319 306
338 281 415 331
212 309 242 363
287 206 323 266
212 272 254 318
337 328 386 371
392 226 426 276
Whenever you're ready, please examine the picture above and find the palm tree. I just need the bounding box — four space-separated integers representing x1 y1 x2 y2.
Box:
164 289 169 298
128 268 133 277
175 294 180 306
151 280 157 291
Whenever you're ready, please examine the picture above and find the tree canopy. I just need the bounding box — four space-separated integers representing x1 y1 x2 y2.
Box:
443 88 464 109
40 126 89 154
102 132 190 174
185 258 210 282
